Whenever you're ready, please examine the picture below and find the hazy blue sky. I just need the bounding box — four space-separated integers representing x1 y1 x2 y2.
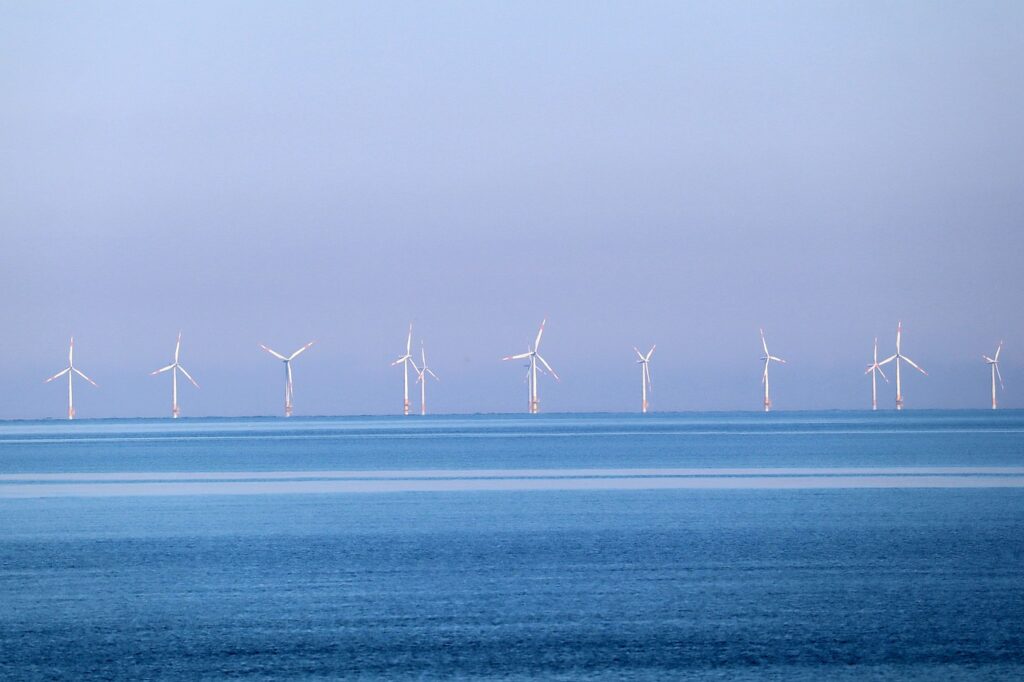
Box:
2 1 1021 417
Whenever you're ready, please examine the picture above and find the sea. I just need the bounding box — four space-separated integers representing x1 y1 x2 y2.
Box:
1 411 1022 680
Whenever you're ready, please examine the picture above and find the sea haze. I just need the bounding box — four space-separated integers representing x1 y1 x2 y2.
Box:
2 412 1023 679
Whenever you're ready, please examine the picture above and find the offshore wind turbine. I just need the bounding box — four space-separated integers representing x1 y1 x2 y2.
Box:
864 337 889 411
391 323 419 415
502 319 559 413
878 321 927 410
414 342 440 415
759 328 786 412
634 345 655 413
150 332 199 418
982 341 1004 410
44 337 97 420
260 340 316 417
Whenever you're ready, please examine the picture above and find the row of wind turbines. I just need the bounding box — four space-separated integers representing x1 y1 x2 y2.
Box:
43 321 1006 420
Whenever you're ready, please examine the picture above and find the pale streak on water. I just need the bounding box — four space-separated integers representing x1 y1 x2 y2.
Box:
2 411 1023 680
4 467 1024 498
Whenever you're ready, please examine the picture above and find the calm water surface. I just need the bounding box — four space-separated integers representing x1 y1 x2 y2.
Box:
2 412 1023 679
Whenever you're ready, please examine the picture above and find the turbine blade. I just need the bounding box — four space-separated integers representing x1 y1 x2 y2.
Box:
260 345 287 361
151 364 175 375
536 354 559 381
534 319 546 351
175 331 182 363
69 337 74 366
45 367 71 383
73 368 98 386
902 355 927 375
877 365 888 382
646 345 656 361
896 321 902 353
406 324 412 355
634 346 645 361
288 340 316 361
879 354 897 366
995 364 1004 389
770 355 786 364
427 368 440 381
983 355 995 363
760 328 769 355
995 342 1003 361
503 352 531 361
178 365 200 388
392 355 409 366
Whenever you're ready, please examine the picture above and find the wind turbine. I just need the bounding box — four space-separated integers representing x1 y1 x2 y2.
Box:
864 337 888 411
634 345 655 413
151 332 200 418
759 328 786 412
44 337 97 420
391 323 420 415
502 319 559 413
878 321 927 410
414 342 440 415
260 340 316 417
983 341 1004 410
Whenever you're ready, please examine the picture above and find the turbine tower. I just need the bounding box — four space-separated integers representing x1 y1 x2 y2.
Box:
151 331 200 418
414 342 440 415
983 341 1004 410
391 323 420 415
44 337 97 420
502 319 559 413
878 321 927 410
260 340 316 417
634 345 655 413
864 337 888 411
759 328 786 412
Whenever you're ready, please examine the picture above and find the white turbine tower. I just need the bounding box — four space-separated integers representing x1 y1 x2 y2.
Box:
151 332 200 418
864 337 888 411
878 321 927 410
759 328 786 412
634 345 655 413
415 342 440 415
983 341 1004 410
502 319 559 414
391 323 420 415
260 340 316 417
44 337 97 420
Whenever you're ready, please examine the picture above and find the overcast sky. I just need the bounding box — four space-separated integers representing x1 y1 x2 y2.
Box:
1 1 1021 418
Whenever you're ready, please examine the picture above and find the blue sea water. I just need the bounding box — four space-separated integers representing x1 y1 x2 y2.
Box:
1 411 1023 679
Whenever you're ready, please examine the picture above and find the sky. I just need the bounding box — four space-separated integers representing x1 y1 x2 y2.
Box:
1 1 1022 418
